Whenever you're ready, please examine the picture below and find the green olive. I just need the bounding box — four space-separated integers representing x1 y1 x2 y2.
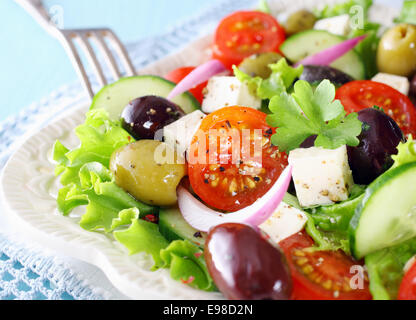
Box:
238 52 283 79
377 24 416 77
285 10 317 36
110 140 186 206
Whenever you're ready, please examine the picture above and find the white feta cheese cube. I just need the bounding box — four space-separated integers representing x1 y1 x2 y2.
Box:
201 76 261 114
372 73 410 96
259 202 308 243
288 145 354 208
314 14 351 36
163 110 206 158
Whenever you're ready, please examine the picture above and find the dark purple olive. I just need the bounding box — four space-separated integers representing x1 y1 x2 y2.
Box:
347 108 405 185
410 74 416 106
300 135 317 148
205 223 292 300
300 65 353 87
121 95 185 140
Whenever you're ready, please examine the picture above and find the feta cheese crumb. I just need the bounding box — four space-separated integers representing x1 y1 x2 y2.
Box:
163 110 206 158
259 202 308 243
371 73 410 96
314 14 351 36
288 145 354 208
201 76 261 113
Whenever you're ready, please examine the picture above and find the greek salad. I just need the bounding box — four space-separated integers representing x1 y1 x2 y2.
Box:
52 0 416 300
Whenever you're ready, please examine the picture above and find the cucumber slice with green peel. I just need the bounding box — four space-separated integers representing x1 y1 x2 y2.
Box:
90 76 200 121
159 206 207 248
349 162 416 259
280 30 365 80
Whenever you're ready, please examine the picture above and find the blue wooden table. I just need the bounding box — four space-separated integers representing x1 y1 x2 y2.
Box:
0 0 222 121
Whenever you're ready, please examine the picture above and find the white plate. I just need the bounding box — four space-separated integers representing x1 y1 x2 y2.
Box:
0 0 399 300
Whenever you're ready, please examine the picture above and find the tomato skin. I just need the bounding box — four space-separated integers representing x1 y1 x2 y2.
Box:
398 261 416 300
165 66 207 104
336 80 416 137
279 231 372 300
188 107 288 212
213 11 286 69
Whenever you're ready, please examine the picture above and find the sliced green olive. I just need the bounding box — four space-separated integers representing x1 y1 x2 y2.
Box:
238 52 283 79
285 10 317 36
110 140 186 206
377 24 416 77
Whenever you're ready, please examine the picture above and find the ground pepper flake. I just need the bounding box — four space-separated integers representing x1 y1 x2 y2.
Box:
144 214 158 224
181 276 195 284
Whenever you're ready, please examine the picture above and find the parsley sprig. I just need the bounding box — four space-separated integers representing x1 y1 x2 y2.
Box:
266 79 362 152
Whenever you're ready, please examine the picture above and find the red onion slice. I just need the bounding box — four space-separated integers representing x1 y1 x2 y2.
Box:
177 165 293 232
294 35 367 68
167 59 227 101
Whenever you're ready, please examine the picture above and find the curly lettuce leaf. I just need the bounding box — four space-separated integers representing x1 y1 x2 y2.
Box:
113 209 169 270
53 109 133 186
257 0 271 14
57 162 155 232
366 237 416 300
391 136 416 170
395 0 416 25
351 23 381 78
305 185 366 254
233 58 304 100
160 240 216 291
267 80 362 152
316 0 373 19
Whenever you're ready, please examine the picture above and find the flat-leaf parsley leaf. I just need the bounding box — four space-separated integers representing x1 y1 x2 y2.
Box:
266 79 362 152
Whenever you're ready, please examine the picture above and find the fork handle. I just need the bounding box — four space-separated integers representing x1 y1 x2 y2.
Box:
15 0 58 35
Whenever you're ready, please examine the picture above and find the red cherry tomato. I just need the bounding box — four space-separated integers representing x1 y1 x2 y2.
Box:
212 11 286 69
165 66 207 104
279 231 372 300
336 80 416 137
398 260 416 300
188 107 288 212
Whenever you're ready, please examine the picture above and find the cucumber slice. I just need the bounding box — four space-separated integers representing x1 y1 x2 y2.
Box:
159 206 207 248
90 75 200 120
280 30 365 80
349 162 416 259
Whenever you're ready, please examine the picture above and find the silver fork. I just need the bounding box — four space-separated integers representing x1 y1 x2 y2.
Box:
15 0 136 99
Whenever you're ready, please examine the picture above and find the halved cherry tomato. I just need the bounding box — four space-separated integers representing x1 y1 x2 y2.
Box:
279 231 372 300
188 107 288 212
212 11 286 69
336 80 416 137
398 260 416 300
165 66 208 104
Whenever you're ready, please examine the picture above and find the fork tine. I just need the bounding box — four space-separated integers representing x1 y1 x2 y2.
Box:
90 30 122 81
103 29 136 77
57 31 94 99
75 32 108 88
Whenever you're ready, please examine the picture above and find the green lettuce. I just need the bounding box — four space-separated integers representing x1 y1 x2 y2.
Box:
366 237 416 300
391 136 416 170
57 162 155 231
53 109 133 186
160 240 216 291
113 208 169 270
351 23 381 78
305 185 366 254
316 0 373 19
258 0 271 14
233 58 304 100
395 0 416 25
